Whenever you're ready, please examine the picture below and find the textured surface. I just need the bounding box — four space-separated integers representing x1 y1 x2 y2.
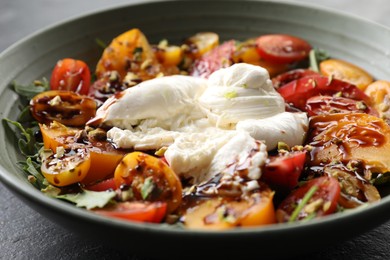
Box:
1 0 390 259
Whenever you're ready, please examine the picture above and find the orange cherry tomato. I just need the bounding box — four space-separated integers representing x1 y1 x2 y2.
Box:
39 121 125 184
364 80 390 122
95 28 160 80
181 184 276 230
50 58 91 95
307 113 390 174
94 201 167 223
256 34 312 64
30 90 97 127
114 152 182 213
41 146 91 187
320 59 373 91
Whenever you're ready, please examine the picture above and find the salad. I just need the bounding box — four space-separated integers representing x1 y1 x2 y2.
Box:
6 28 390 230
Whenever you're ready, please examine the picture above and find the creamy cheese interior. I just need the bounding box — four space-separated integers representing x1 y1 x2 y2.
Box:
92 63 308 184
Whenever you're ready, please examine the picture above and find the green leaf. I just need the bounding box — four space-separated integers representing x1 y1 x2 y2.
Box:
41 185 62 197
141 176 155 200
56 189 116 210
12 78 49 100
17 157 46 189
309 48 330 73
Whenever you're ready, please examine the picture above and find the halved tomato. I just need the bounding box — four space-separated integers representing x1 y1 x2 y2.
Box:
276 176 340 222
320 59 373 91
30 90 97 127
181 183 276 230
94 201 167 223
41 146 91 187
114 152 182 213
277 75 372 111
272 68 319 89
256 34 312 64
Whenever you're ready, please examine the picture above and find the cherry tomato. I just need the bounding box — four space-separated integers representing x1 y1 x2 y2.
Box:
95 28 160 80
323 163 380 209
181 184 276 230
307 113 390 174
85 178 117 192
320 59 373 91
272 68 319 89
256 34 312 64
232 39 289 77
277 75 372 111
305 96 378 117
30 90 97 127
94 201 167 223
364 80 390 122
39 121 125 184
50 58 91 95
114 152 182 213
190 40 235 78
41 146 91 187
262 151 307 191
184 32 219 59
276 176 340 222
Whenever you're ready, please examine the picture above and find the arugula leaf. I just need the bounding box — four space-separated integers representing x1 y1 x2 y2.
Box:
309 48 330 73
56 189 116 210
12 78 49 101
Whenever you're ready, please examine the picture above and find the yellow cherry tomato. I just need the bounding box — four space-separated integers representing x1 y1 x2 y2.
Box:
364 80 390 121
319 59 373 90
181 184 276 230
114 152 182 213
41 146 91 187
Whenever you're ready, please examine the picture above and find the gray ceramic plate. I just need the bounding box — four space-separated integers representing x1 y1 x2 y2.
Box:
1 0 390 258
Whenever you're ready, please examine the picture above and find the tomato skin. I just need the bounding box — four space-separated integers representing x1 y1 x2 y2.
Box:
320 59 373 91
277 75 372 111
256 34 312 64
305 95 378 117
94 201 167 223
272 68 319 89
262 151 307 191
85 178 116 192
41 146 91 187
114 152 182 213
190 40 235 78
276 176 341 223
30 90 97 127
50 58 91 95
181 184 276 230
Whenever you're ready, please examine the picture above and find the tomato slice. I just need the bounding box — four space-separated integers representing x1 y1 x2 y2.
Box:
277 75 372 111
181 183 276 230
262 151 307 191
50 58 91 95
305 95 378 117
256 34 312 64
184 32 219 59
30 90 97 126
320 59 373 91
272 68 319 89
41 146 91 187
94 201 167 223
85 178 116 192
190 40 235 78
114 152 182 213
276 176 340 223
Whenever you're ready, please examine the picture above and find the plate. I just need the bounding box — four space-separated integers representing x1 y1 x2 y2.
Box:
1 0 390 258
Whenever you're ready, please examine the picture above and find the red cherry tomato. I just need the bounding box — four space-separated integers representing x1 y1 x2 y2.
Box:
190 40 235 78
262 151 306 191
305 95 378 117
93 201 167 223
277 75 372 111
272 68 319 89
276 176 341 223
50 58 91 95
85 178 116 192
256 34 312 64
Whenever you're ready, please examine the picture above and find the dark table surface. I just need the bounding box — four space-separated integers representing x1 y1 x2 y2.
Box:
1 0 390 259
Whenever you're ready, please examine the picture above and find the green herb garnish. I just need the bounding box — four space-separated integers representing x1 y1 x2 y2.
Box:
56 189 116 210
141 176 155 200
288 185 318 222
309 48 329 73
